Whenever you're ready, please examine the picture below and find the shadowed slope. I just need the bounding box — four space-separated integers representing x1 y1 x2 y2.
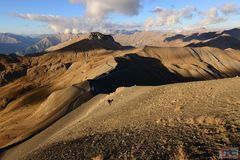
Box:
187 35 240 49
89 54 193 95
222 28 240 40
2 77 239 160
115 28 240 50
0 45 240 151
50 32 124 53
164 32 220 42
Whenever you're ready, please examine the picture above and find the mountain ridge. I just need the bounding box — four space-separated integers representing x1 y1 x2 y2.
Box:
0 32 240 159
1 27 240 55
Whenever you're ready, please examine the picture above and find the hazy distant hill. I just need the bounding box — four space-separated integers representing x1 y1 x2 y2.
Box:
0 33 38 54
0 33 79 55
24 36 61 54
114 28 240 50
24 34 80 54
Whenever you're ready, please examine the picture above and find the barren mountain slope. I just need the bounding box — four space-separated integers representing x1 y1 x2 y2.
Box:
0 33 240 159
114 31 185 47
0 45 240 150
47 32 124 52
2 77 240 160
187 34 240 49
114 28 240 50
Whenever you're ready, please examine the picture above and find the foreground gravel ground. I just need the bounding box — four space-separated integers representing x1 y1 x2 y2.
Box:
2 77 239 160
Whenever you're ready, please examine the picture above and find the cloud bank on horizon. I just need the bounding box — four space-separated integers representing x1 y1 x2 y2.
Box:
8 0 240 34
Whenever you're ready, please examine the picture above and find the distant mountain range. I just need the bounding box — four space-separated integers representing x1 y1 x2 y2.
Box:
114 28 240 50
0 30 138 55
0 28 239 55
0 33 80 55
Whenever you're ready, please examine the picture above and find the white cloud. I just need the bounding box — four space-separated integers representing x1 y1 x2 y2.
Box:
11 2 240 33
11 0 142 33
144 17 154 31
199 3 239 26
69 0 141 20
145 2 240 31
200 7 225 25
144 6 197 30
220 3 240 15
200 3 240 26
12 13 141 34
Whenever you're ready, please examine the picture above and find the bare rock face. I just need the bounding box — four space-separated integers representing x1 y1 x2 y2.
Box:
26 63 68 82
0 56 28 86
87 32 124 50
88 32 111 41
52 32 125 52
47 32 126 52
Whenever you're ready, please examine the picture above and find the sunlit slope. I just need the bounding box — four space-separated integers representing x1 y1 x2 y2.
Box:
0 34 240 150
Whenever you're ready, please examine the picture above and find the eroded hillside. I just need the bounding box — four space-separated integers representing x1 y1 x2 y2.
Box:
0 33 240 159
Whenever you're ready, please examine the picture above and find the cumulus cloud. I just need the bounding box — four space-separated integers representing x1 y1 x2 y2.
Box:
220 3 240 15
11 0 142 33
200 7 225 25
199 3 239 26
11 1 240 33
144 17 154 31
144 6 197 30
12 13 141 34
145 2 240 31
69 0 141 20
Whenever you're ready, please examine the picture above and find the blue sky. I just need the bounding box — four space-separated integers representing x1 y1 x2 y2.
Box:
1 0 240 34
